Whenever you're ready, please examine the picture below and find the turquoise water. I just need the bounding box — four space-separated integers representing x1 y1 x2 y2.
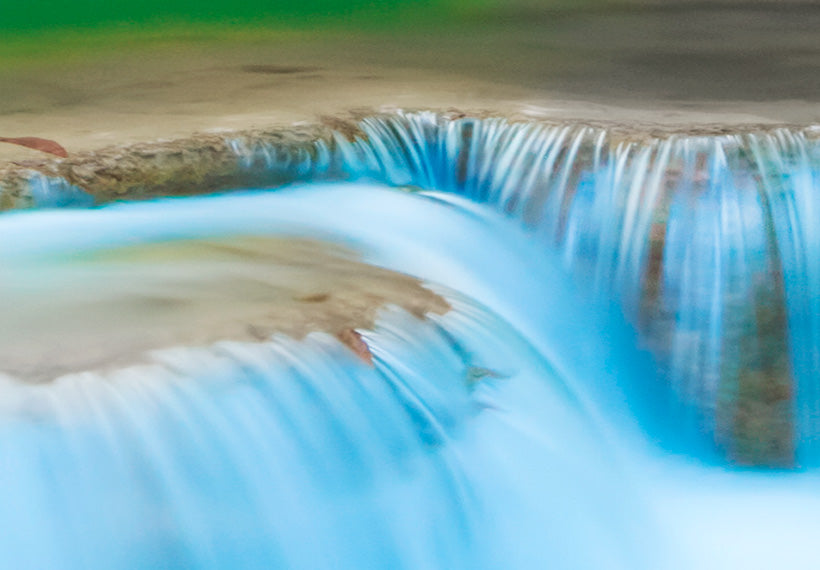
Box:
0 184 652 569
3 109 820 567
226 112 819 464
1 180 820 568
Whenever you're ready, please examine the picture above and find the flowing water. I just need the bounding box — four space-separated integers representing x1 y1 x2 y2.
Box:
231 112 820 465
3 113 820 568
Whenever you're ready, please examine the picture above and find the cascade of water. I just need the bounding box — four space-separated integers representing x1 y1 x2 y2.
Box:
0 185 663 568
228 137 332 184
7 181 820 568
10 111 819 464
0 309 660 569
2 172 94 209
746 131 820 463
312 112 819 465
0 314 473 569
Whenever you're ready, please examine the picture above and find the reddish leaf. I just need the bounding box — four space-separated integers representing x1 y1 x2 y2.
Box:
0 136 68 158
336 328 374 366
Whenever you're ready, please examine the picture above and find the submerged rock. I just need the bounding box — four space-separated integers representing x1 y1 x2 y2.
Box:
0 234 448 382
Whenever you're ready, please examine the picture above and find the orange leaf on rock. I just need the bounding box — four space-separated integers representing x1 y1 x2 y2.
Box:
336 328 374 366
0 136 68 158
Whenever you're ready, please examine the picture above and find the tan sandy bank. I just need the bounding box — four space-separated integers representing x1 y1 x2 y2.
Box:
0 236 449 383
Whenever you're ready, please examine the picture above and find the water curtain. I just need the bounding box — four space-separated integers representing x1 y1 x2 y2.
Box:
236 111 818 466
12 111 820 464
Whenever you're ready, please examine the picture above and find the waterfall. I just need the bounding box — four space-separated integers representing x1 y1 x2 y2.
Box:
4 111 820 568
0 310 495 569
0 185 664 569
12 112 819 462
289 111 817 466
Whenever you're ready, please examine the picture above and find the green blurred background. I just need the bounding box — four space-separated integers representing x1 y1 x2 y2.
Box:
0 0 622 67
0 0 632 32
0 0 440 65
1 0 465 31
